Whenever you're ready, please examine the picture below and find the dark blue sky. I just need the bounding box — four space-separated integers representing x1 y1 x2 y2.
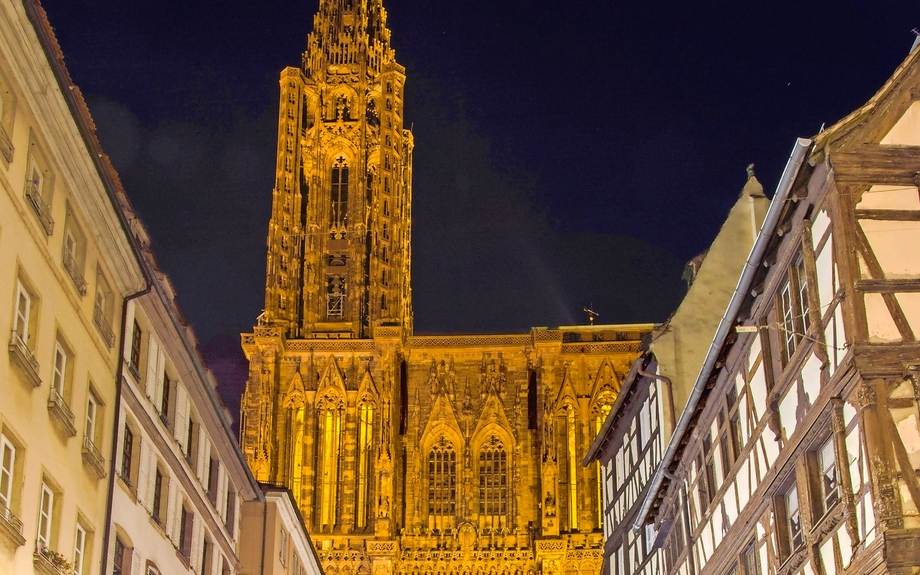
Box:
40 0 919 342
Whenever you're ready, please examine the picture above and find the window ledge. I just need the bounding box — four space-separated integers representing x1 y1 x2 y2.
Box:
33 548 71 575
0 503 25 548
47 390 77 438
0 124 13 164
62 254 87 296
8 331 40 389
81 436 107 480
25 183 54 236
93 306 115 348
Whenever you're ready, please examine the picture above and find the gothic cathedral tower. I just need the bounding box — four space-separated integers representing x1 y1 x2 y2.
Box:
263 0 412 339
240 3 653 575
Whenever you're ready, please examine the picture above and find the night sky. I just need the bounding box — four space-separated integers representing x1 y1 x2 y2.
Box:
38 0 918 415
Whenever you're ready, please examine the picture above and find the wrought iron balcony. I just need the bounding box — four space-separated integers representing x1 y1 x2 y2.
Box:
93 305 115 348
8 330 40 388
0 124 12 163
47 388 77 438
25 181 54 235
0 500 25 548
62 253 87 296
81 435 107 480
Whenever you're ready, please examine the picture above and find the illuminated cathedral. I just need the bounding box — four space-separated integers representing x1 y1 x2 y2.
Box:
238 2 652 574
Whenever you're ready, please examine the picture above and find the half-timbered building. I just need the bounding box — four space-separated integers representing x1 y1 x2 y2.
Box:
584 174 770 575
613 41 920 575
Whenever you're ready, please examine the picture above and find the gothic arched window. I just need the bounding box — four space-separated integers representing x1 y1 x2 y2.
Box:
355 401 374 528
428 437 456 531
315 395 344 530
330 159 349 227
478 435 507 530
556 404 578 531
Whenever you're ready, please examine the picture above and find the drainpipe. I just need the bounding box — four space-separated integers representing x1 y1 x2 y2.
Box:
100 284 151 575
632 138 812 531
260 500 269 575
637 366 676 436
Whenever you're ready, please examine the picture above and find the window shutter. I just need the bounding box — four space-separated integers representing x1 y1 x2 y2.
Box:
166 481 180 545
217 466 229 518
105 531 116 575
197 433 210 483
130 548 142 575
145 335 159 399
136 436 151 509
123 303 136 358
190 516 203 573
154 348 166 407
175 385 190 452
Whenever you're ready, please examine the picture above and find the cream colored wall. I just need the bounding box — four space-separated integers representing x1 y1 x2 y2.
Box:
0 1 142 574
651 176 770 431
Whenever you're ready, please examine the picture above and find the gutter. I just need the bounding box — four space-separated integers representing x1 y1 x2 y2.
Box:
632 137 812 530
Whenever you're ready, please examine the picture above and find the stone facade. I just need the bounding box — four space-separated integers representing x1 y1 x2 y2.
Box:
239 2 654 574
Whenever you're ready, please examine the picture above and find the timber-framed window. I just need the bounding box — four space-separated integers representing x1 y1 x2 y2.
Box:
478 435 507 530
814 437 839 517
427 437 456 531
778 258 810 365
775 482 803 558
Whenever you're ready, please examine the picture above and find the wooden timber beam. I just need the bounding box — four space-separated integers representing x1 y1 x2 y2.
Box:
833 144 920 185
855 209 920 221
856 279 920 293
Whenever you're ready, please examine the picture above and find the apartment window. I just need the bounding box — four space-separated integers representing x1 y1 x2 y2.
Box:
113 536 128 575
202 537 213 575
120 426 134 486
696 432 718 513
152 467 164 524
225 485 237 536
784 484 803 552
12 279 36 348
160 373 173 425
207 457 219 504
816 438 840 515
73 523 88 575
186 418 198 466
36 482 55 549
93 270 115 347
62 207 87 295
279 528 288 564
0 72 15 163
740 539 758 575
129 321 142 377
778 259 810 364
24 145 54 235
85 391 99 445
0 434 18 518
51 339 71 399
179 506 193 559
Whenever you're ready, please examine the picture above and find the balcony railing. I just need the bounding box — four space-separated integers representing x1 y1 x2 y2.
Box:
93 305 115 348
62 253 87 296
47 388 77 438
0 124 13 163
81 435 107 480
33 547 72 575
0 500 25 548
8 330 40 388
25 181 54 235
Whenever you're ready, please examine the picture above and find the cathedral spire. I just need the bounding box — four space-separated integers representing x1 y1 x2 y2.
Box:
262 0 412 339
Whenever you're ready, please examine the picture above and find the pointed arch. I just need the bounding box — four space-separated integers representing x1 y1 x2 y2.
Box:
355 369 377 529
